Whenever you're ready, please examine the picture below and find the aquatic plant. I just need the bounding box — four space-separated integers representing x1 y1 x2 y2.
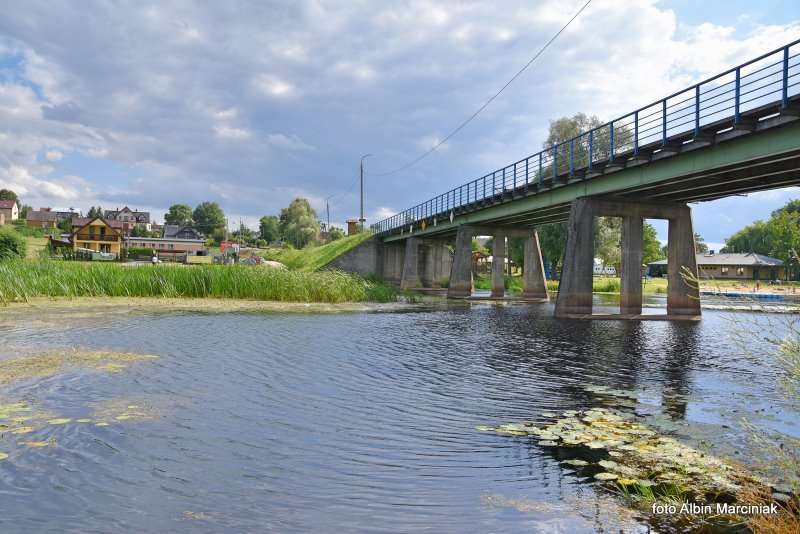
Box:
0 260 399 304
0 349 158 385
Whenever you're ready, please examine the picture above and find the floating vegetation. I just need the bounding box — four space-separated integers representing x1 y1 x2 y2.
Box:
92 397 163 423
487 407 773 504
0 349 158 385
0 452 7 460
47 418 71 425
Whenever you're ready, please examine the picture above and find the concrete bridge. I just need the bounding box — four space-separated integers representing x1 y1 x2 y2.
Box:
334 41 800 320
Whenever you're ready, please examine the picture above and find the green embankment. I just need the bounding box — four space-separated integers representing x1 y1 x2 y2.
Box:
0 260 396 304
261 233 372 272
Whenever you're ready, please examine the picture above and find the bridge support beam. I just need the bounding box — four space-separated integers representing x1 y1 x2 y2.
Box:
491 231 505 297
555 198 595 316
400 237 421 289
522 230 549 300
620 215 643 315
421 239 452 288
448 225 474 298
555 196 700 320
667 209 701 316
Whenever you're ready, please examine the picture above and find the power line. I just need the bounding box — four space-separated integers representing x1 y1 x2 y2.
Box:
369 0 593 177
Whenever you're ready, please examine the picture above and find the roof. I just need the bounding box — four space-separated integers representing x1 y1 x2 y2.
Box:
124 236 205 243
648 252 784 267
0 199 17 209
26 210 60 221
71 217 125 230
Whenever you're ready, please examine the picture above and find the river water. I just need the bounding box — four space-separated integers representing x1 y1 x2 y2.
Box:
0 301 796 533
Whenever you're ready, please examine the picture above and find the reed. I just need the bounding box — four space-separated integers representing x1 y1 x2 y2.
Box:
0 260 397 304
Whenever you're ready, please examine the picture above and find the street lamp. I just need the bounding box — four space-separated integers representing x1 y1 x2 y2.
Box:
360 154 372 231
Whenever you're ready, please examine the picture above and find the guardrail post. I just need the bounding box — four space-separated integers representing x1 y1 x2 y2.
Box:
538 153 543 186
610 122 615 161
783 46 789 109
734 67 741 125
525 159 529 193
492 172 496 197
633 111 639 156
569 139 574 177
552 144 557 180
661 99 667 145
694 85 701 136
588 130 593 172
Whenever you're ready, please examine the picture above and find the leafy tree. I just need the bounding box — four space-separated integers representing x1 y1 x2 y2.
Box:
87 206 104 218
19 205 32 219
279 198 319 248
329 226 345 241
694 232 708 253
772 199 800 217
643 222 665 265
164 204 194 226
0 189 18 202
58 217 72 234
259 215 280 242
538 223 568 275
0 226 26 260
193 202 226 233
595 217 621 272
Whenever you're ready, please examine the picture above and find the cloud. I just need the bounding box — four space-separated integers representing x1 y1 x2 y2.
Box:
0 0 796 233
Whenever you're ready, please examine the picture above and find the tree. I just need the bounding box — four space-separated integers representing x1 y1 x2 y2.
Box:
279 198 319 248
58 218 72 234
643 222 665 265
87 206 104 218
19 205 32 219
164 204 194 226
0 189 18 202
0 226 26 261
259 215 280 242
694 232 708 253
772 199 800 217
538 223 568 275
193 202 226 234
329 226 345 241
595 217 621 273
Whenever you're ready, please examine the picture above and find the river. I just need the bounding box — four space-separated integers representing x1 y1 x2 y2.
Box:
0 300 796 532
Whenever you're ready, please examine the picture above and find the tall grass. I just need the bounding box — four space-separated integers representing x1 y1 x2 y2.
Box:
261 233 372 272
0 260 397 304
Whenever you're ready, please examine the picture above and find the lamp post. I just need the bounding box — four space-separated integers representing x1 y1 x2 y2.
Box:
360 154 371 231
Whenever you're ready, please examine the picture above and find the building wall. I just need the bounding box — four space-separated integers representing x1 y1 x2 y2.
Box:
126 239 205 254
0 205 18 222
699 265 784 280
73 220 122 255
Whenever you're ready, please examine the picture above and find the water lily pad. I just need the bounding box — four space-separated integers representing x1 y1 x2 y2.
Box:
10 426 34 434
598 460 619 470
475 425 493 432
0 452 8 460
562 459 589 467
24 441 48 448
76 419 92 423
594 472 618 480
538 440 558 447
608 451 623 457
47 418 71 425
94 422 109 427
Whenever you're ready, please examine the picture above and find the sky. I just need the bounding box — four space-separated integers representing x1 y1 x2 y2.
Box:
0 0 799 250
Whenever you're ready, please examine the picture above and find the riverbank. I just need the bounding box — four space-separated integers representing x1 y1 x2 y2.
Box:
0 260 398 304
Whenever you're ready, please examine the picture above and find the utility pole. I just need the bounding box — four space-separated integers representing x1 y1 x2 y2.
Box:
326 198 330 232
360 154 371 231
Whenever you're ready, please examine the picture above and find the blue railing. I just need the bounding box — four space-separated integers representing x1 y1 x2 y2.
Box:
371 40 800 235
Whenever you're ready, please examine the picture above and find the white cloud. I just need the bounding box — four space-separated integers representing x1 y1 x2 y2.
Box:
214 125 251 140
266 133 313 151
253 74 294 97
45 150 63 161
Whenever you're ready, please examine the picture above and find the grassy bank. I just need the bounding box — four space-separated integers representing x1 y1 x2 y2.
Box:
261 233 371 272
0 260 397 304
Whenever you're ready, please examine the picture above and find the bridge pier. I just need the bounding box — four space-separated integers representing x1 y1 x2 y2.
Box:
421 239 452 288
555 197 700 320
491 230 505 297
448 225 474 298
400 237 421 289
522 230 549 300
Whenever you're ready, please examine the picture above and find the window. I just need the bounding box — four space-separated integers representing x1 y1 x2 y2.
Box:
737 267 744 276
721 267 729 276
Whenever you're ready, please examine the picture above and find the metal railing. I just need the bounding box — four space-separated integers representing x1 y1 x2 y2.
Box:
371 40 800 235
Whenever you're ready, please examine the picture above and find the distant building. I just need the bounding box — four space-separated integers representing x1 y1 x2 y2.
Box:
648 252 785 280
346 219 360 236
593 258 616 276
104 206 151 233
71 217 123 257
25 208 77 230
0 199 19 223
163 224 205 240
125 236 206 259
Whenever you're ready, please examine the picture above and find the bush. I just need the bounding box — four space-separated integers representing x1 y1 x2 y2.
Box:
0 226 27 261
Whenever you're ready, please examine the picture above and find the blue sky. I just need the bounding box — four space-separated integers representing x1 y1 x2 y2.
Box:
0 0 798 250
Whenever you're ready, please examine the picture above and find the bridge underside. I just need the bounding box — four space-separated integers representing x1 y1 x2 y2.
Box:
382 103 800 242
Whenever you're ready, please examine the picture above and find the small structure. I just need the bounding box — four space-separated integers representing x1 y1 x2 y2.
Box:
648 252 785 280
71 217 123 257
0 199 19 223
346 219 360 236
125 236 206 261
163 225 204 240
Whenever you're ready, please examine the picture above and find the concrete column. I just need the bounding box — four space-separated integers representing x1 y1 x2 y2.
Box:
620 215 643 315
491 231 505 298
448 226 473 298
400 237 421 289
522 230 549 300
555 198 595 317
667 208 701 316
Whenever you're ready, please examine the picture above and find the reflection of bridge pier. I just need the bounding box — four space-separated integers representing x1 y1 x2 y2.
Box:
554 197 700 320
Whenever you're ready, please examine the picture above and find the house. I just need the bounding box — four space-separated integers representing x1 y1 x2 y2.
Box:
71 217 124 256
0 199 19 223
26 208 77 230
124 236 206 259
648 252 785 280
104 206 151 234
593 258 617 276
163 224 205 240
